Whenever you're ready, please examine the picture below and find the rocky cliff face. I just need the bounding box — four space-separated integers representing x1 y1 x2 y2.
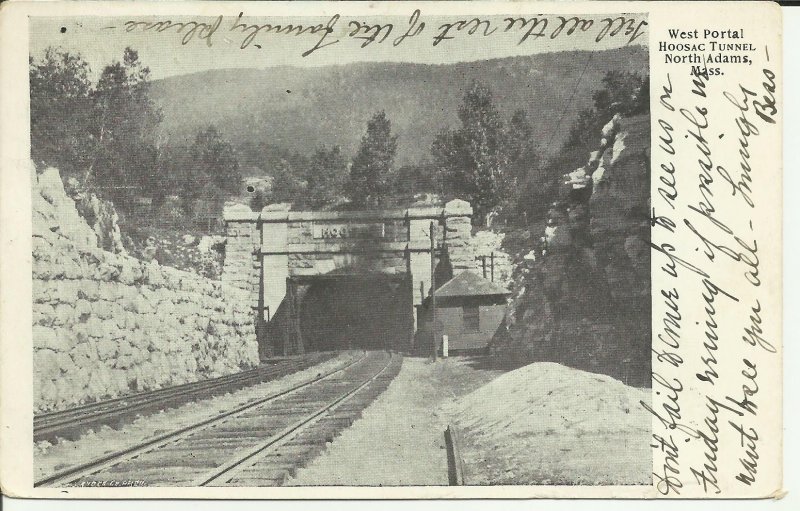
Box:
492 114 651 386
61 176 127 254
32 164 259 412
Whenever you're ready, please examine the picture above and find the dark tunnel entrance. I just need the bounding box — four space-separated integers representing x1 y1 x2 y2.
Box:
297 274 414 352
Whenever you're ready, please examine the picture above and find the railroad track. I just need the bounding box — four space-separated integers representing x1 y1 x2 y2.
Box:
34 352 336 444
36 350 402 487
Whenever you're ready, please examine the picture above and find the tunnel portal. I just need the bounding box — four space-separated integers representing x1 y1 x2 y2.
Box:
221 200 475 356
297 274 413 352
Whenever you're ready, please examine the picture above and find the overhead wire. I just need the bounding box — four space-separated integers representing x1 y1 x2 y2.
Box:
543 49 596 151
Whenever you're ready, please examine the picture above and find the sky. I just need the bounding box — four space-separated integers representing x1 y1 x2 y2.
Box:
29 12 648 81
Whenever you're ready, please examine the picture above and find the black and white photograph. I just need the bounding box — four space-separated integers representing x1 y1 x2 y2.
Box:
27 8 654 489
0 0 786 502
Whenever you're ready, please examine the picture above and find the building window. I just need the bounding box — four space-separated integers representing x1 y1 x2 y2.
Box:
463 306 480 332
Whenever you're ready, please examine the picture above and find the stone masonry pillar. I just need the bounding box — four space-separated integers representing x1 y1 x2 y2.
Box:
408 206 439 313
260 204 290 324
222 204 260 310
443 199 475 275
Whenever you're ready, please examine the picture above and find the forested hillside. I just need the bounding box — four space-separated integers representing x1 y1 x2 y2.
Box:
30 43 647 259
149 46 647 167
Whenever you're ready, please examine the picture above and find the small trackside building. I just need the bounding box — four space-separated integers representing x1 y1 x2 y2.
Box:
415 271 510 354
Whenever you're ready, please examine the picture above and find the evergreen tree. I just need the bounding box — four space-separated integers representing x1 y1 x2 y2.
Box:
431 82 510 223
347 111 398 208
269 159 306 204
566 71 648 153
29 48 93 176
506 109 540 195
305 145 348 209
88 47 162 206
593 71 648 117
190 126 241 196
392 161 440 199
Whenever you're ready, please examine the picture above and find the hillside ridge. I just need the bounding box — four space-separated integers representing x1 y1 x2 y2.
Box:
149 46 648 168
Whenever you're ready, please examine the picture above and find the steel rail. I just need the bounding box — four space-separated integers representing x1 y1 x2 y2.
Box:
196 352 395 486
34 352 368 487
34 353 334 443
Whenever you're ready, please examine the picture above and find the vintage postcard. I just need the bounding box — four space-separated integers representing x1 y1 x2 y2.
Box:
0 0 783 499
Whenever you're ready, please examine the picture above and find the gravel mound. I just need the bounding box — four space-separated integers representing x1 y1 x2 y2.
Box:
443 362 651 485
447 361 649 436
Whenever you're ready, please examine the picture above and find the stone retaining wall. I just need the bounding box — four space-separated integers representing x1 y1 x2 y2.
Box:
32 165 259 413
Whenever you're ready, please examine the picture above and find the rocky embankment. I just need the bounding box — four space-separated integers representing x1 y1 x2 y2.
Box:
493 114 651 386
32 164 259 412
62 176 127 255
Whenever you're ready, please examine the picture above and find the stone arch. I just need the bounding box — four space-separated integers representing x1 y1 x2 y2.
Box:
221 200 475 356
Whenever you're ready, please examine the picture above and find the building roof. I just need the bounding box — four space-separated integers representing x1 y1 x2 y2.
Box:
435 271 510 298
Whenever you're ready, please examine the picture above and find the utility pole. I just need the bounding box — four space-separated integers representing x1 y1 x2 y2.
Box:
476 253 497 282
256 214 269 360
477 255 487 279
430 221 437 362
256 253 268 359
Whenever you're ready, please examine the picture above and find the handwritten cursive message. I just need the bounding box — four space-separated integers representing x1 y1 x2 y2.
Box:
114 10 647 57
647 25 779 497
